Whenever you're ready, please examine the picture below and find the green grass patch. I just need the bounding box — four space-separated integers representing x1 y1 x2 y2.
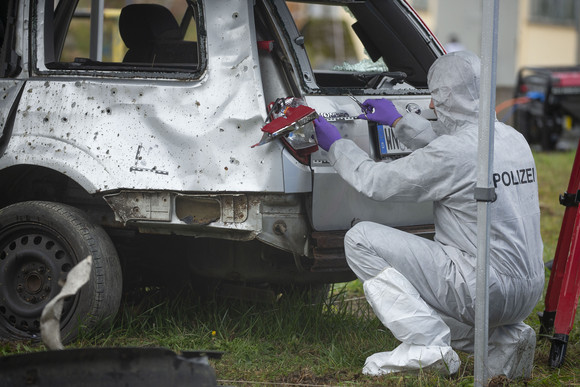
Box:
1 150 579 385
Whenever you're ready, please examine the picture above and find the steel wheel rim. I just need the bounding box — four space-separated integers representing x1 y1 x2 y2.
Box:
0 223 79 337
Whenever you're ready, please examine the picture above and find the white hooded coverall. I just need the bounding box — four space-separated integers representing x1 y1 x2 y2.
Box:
327 51 545 378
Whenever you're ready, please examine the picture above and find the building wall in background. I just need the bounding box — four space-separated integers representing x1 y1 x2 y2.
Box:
409 0 436 29
517 0 577 69
408 0 579 89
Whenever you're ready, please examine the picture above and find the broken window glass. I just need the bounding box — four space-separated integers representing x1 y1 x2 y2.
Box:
288 3 388 72
286 2 415 90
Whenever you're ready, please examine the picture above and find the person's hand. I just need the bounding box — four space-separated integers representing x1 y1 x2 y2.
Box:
314 116 341 151
358 99 402 127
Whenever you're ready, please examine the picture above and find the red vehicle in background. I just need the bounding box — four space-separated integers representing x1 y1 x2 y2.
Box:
513 66 580 150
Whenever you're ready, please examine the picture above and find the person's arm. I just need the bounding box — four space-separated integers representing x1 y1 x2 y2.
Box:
327 137 456 202
314 116 457 202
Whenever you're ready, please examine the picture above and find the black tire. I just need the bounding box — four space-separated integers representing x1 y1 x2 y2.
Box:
0 201 122 343
514 108 531 142
540 116 559 151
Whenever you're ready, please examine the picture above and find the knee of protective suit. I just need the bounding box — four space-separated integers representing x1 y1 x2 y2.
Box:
344 221 368 248
344 222 390 282
344 222 364 263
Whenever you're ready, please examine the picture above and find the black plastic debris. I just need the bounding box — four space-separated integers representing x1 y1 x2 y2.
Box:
0 347 222 387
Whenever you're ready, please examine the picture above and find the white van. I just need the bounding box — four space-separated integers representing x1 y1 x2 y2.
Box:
0 0 444 342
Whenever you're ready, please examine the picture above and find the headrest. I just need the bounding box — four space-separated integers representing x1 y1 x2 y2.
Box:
119 4 180 48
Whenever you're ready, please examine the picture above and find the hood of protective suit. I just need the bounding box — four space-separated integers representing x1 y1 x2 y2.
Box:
428 51 481 134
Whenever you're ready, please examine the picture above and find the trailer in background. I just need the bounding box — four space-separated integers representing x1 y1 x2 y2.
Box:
513 66 580 150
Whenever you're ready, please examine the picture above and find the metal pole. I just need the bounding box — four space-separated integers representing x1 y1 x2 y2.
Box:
474 0 499 385
90 0 104 61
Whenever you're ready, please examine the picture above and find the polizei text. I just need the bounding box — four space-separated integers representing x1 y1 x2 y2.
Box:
492 168 536 188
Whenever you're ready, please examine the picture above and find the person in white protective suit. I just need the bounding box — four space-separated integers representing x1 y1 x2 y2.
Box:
313 51 545 379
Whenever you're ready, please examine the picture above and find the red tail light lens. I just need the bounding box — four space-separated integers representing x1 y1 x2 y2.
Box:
282 120 318 164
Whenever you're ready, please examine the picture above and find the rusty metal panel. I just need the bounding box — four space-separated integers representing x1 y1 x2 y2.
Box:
310 224 434 273
105 191 172 222
311 230 350 273
311 230 346 249
221 194 248 223
311 248 351 272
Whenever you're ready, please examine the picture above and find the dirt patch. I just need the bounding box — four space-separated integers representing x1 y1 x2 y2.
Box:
280 369 352 386
488 374 510 386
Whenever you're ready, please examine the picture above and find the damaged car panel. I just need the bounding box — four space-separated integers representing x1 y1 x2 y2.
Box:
0 0 444 342
22 0 283 194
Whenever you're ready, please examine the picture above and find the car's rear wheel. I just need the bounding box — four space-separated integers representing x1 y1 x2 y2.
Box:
0 201 122 343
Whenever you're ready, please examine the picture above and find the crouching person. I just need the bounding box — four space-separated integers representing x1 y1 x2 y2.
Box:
313 51 544 380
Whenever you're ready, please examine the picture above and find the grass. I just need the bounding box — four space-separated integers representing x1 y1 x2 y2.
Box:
1 150 579 386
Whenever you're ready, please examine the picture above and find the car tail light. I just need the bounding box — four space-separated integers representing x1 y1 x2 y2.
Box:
282 120 318 164
252 97 319 164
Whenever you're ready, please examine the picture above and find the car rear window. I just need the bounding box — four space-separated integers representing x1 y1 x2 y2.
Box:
287 3 388 73
286 0 439 89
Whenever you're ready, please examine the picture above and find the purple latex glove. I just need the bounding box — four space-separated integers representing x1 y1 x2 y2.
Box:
358 98 402 126
314 116 341 151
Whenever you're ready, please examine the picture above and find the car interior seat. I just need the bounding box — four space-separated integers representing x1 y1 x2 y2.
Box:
119 3 197 66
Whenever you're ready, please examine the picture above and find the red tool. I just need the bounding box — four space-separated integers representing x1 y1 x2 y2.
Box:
539 136 580 368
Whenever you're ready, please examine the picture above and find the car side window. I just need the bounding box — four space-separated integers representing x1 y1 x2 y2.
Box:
44 0 202 74
0 0 21 78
